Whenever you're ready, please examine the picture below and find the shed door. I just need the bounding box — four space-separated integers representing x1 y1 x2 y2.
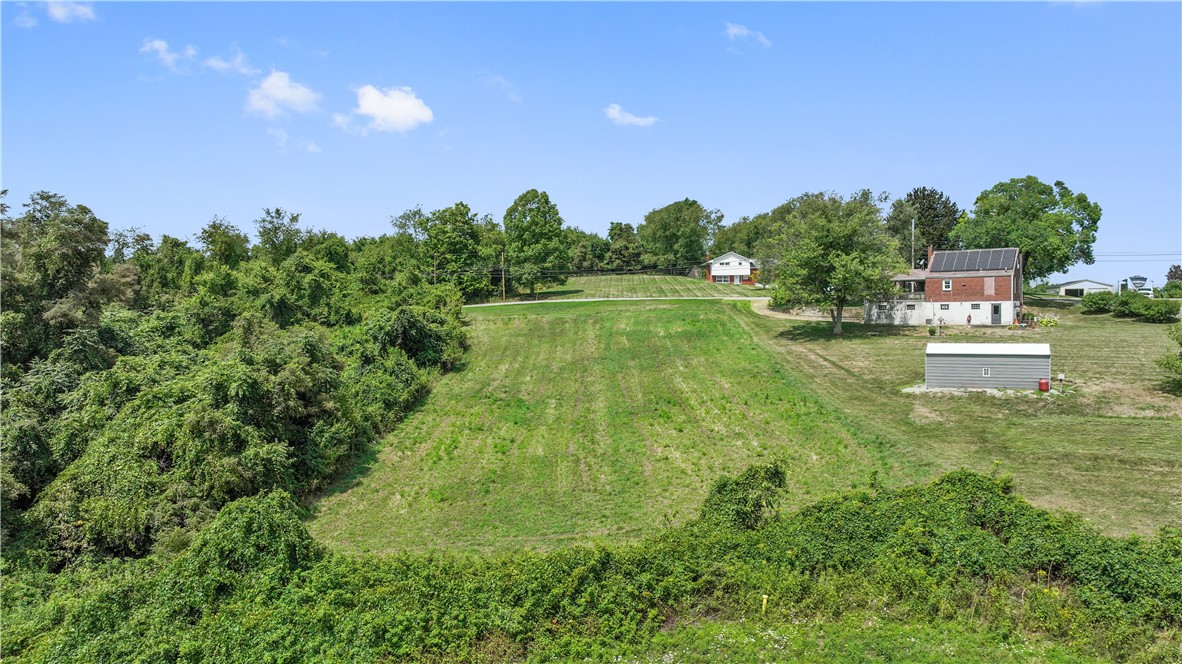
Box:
991 303 1001 325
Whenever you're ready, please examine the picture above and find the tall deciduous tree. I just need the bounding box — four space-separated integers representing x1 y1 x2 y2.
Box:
422 202 490 300
951 176 1101 281
710 212 777 259
254 208 304 265
503 190 568 296
1167 265 1182 283
761 190 905 335
606 222 643 270
638 199 722 268
198 216 251 268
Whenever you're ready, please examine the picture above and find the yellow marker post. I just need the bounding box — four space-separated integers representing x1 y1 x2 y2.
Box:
761 594 768 615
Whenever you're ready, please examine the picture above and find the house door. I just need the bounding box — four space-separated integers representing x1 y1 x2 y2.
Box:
991 304 1002 325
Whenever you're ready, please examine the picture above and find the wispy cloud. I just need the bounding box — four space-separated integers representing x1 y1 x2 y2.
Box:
204 49 260 76
724 22 772 48
604 103 657 127
483 75 521 102
140 38 196 71
305 142 322 154
246 71 321 118
267 127 289 151
338 85 434 134
45 1 95 23
13 9 38 28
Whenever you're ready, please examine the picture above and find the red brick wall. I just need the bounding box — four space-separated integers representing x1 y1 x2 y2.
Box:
926 275 1014 302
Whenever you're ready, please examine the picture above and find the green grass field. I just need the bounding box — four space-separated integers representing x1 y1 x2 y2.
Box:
309 301 884 553
309 297 1181 554
506 273 763 301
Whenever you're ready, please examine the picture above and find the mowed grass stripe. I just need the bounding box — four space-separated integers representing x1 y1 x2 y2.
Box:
529 274 761 300
308 301 883 554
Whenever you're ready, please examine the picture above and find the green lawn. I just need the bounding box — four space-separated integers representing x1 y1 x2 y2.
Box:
501 273 763 301
309 301 884 554
309 299 1181 554
742 302 1182 536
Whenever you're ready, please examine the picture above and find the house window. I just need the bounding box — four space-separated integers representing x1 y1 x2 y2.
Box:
971 304 981 310
714 275 731 284
905 304 916 310
940 304 950 310
982 368 991 377
877 303 888 311
942 279 952 291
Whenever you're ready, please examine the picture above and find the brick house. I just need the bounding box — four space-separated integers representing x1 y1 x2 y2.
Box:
703 251 759 285
865 247 1023 326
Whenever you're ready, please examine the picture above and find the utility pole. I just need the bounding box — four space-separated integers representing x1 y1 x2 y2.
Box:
501 250 506 302
910 216 915 269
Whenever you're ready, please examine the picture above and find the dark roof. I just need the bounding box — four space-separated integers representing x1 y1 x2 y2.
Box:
930 248 1019 273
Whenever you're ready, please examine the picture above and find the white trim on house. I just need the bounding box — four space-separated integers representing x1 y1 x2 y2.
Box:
707 252 758 278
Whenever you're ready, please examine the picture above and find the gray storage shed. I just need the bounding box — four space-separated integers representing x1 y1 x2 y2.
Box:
925 343 1051 389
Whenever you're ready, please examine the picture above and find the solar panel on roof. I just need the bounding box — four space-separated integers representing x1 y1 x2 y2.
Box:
929 248 1018 272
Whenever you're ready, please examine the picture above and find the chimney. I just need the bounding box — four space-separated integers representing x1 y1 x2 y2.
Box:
926 246 935 268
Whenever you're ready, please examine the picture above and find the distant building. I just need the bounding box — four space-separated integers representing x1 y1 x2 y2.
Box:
865 247 1023 326
704 252 758 285
1051 279 1113 297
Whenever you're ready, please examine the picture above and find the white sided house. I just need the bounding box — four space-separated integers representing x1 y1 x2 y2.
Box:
866 247 1024 327
1052 279 1113 297
703 252 758 285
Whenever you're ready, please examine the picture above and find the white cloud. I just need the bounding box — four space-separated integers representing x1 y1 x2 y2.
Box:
45 1 95 23
267 127 289 151
140 38 195 70
724 22 772 48
483 75 521 102
604 103 657 127
305 142 322 154
14 10 38 28
204 49 260 76
345 85 433 133
246 71 321 118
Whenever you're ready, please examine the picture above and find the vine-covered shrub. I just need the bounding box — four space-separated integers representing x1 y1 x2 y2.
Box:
4 469 1179 662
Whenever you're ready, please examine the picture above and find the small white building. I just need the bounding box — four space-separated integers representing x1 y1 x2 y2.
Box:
704 252 758 285
925 343 1052 389
1052 279 1113 297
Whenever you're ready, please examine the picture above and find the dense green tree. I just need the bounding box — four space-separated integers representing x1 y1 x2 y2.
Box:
423 203 491 300
710 213 776 259
951 176 1101 281
762 190 905 335
198 217 251 268
637 199 722 268
1167 265 1182 283
885 187 962 269
605 222 643 270
504 190 569 296
567 228 610 271
254 208 305 265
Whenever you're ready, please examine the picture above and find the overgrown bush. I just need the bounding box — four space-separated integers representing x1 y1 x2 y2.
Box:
4 470 1180 662
1037 312 1060 327
1140 298 1181 323
1080 290 1117 314
1158 324 1182 385
1158 281 1182 299
1112 291 1148 317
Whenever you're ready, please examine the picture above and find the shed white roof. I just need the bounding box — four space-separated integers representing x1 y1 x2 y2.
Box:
925 343 1050 357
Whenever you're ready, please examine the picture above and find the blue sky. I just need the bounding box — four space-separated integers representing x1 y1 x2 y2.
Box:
4 1 1180 286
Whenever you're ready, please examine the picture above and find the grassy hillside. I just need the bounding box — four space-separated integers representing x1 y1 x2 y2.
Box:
497 274 763 301
310 299 1181 554
310 301 887 554
744 302 1182 536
